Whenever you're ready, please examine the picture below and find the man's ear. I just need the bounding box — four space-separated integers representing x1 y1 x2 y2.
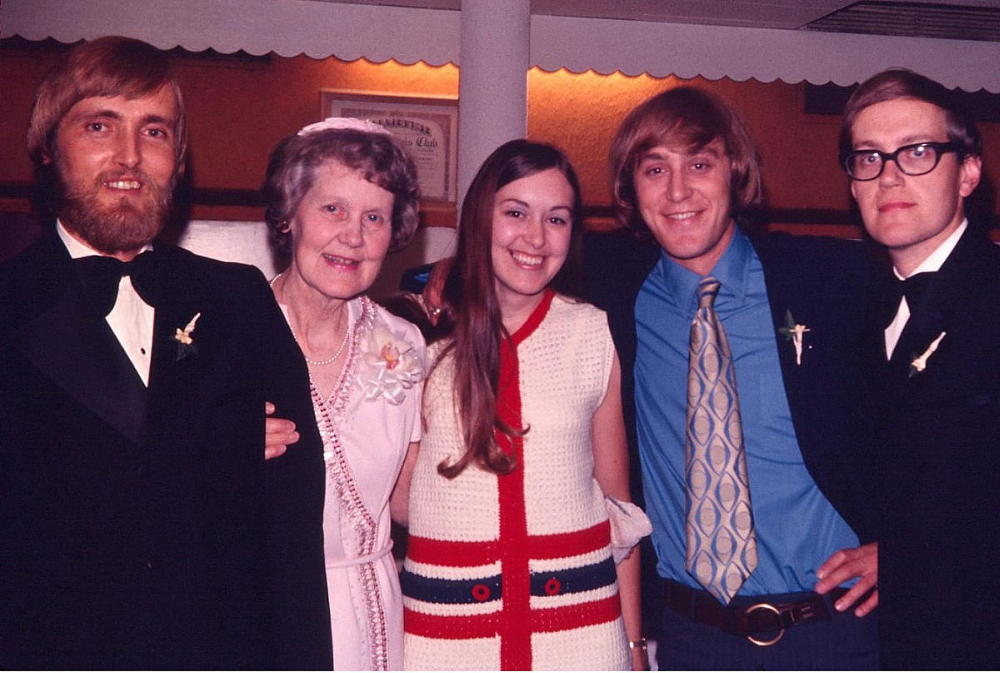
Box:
959 155 982 198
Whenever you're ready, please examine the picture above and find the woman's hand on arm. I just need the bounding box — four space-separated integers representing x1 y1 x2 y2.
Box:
264 401 299 460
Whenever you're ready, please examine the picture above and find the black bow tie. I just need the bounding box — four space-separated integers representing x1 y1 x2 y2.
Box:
74 251 160 316
879 271 936 329
894 271 937 309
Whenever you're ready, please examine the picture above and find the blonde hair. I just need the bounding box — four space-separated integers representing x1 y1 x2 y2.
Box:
610 87 762 234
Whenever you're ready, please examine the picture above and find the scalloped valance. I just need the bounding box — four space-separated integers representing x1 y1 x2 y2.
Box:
3 0 999 92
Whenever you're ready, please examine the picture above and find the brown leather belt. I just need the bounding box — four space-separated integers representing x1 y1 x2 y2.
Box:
663 579 849 646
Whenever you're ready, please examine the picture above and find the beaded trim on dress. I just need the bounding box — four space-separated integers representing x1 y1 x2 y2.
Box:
311 296 390 670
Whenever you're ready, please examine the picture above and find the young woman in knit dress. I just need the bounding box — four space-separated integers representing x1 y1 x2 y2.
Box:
395 140 649 670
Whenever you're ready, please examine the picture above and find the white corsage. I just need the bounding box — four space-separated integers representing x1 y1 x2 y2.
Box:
605 496 653 565
356 325 423 405
909 331 947 378
298 117 391 137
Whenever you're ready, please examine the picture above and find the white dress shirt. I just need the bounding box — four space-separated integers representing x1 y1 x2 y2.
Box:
57 221 155 385
884 219 966 359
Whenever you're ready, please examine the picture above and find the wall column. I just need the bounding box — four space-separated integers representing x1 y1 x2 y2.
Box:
457 0 529 207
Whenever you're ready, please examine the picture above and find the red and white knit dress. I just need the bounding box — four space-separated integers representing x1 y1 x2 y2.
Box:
402 291 629 670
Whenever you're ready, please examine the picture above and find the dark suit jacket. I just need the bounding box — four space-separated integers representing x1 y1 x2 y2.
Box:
0 229 331 669
865 225 1000 670
584 229 878 543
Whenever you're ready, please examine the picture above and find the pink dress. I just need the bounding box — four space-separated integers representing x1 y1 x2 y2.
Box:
283 296 425 670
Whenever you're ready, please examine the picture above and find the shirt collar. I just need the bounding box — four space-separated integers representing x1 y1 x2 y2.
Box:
56 219 153 260
893 219 967 280
655 226 751 317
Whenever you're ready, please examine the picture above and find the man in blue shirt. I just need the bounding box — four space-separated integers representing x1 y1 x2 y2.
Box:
585 87 879 669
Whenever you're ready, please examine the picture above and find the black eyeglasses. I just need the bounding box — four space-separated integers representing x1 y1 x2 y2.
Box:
840 141 962 181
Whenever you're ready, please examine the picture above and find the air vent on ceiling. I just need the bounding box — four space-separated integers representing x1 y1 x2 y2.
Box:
805 1 1000 42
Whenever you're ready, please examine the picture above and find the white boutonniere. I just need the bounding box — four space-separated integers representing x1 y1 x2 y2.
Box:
356 324 423 405
777 310 810 366
173 312 202 360
909 331 946 378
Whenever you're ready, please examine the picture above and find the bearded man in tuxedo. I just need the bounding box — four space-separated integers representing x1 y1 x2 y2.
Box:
0 36 329 669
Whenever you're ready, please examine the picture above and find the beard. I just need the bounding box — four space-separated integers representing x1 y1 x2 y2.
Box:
57 169 174 255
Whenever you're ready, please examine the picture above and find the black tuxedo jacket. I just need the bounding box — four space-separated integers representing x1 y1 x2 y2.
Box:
584 229 878 543
865 225 1000 670
0 229 330 669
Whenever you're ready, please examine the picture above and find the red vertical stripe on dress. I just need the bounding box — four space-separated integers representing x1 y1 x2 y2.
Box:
496 290 554 671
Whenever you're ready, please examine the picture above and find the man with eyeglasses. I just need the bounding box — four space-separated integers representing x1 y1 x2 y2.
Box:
840 69 999 670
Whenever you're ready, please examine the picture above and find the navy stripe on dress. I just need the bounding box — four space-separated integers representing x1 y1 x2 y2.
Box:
401 557 616 604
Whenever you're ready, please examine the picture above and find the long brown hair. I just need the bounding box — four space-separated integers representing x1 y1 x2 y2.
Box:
436 139 583 478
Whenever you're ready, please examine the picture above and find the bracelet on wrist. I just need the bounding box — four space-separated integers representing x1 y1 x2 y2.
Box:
629 637 648 651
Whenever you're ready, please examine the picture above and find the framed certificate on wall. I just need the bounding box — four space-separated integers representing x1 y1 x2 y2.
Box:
321 90 459 203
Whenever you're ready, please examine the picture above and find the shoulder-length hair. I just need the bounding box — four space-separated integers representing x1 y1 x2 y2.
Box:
262 127 420 252
610 86 763 235
437 139 583 478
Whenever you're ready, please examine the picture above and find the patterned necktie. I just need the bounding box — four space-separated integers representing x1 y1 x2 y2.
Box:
684 276 758 604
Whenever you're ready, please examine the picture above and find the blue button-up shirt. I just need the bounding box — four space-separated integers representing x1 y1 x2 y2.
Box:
634 230 858 595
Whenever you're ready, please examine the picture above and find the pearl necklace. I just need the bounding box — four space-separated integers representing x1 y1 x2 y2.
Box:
289 321 348 367
271 273 349 367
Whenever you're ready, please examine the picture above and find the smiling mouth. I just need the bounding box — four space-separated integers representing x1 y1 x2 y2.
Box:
664 211 699 221
323 253 360 268
510 251 543 268
104 179 143 191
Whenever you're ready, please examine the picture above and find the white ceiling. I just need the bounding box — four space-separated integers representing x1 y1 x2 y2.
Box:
316 0 1000 30
4 0 1000 90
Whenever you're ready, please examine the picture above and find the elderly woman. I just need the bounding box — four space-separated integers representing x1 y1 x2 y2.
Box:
263 118 425 670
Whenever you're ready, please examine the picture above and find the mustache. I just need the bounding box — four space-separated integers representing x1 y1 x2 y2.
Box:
84 169 161 194
51 167 176 207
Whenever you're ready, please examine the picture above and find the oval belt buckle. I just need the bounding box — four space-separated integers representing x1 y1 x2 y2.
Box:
745 602 785 647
